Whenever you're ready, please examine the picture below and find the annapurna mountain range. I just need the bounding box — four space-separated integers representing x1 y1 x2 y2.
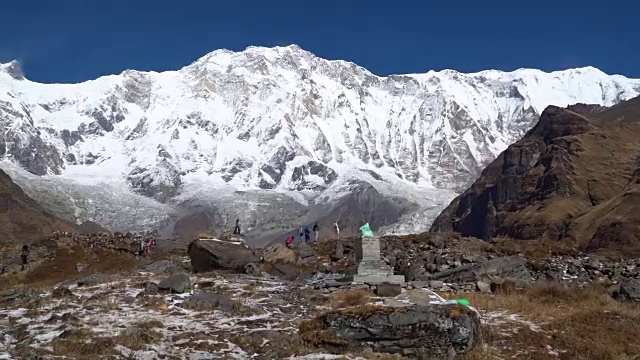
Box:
1 44 639 245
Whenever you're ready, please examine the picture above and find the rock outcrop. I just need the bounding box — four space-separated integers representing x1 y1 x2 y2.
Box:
0 238 58 275
428 255 533 285
617 279 640 302
0 168 76 246
187 237 259 273
430 96 640 255
300 303 481 359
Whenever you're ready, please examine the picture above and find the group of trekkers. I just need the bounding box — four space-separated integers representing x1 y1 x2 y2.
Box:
285 221 341 247
50 230 158 256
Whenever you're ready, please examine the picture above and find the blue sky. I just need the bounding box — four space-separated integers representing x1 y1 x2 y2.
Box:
1 0 638 83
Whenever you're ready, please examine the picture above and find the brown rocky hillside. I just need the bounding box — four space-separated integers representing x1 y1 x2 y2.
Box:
0 168 76 246
430 96 640 255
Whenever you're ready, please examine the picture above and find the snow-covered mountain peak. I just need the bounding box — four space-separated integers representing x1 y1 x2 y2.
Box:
0 60 25 81
1 45 640 242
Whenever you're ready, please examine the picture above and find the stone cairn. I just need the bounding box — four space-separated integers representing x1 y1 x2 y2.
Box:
352 228 405 285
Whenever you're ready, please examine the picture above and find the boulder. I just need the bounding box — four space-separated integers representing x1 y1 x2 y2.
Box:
268 263 304 281
244 262 261 276
476 281 492 293
300 303 480 359
618 278 640 301
297 243 317 263
182 291 237 312
376 283 402 297
158 273 191 293
263 245 301 266
188 238 259 273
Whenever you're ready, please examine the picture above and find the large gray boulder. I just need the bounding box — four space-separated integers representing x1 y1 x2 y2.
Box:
299 303 481 359
188 238 259 273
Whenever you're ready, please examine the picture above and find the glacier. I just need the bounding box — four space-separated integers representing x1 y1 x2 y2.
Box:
1 45 639 246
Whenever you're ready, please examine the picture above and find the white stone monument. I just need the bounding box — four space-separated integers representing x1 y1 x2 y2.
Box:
353 235 405 285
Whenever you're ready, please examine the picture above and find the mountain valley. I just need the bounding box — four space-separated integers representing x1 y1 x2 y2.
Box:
1 45 640 245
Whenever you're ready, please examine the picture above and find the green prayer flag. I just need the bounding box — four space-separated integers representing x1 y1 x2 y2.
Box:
359 222 374 237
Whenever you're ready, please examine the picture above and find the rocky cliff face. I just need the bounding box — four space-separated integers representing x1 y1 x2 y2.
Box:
0 168 76 246
430 95 640 254
1 45 639 240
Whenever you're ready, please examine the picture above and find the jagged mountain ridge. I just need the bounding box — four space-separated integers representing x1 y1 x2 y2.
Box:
429 95 640 255
0 45 639 241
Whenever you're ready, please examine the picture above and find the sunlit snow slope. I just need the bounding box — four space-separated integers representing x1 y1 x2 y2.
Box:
1 45 639 244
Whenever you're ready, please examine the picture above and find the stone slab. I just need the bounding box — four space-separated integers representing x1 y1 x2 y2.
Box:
352 274 405 285
360 237 381 260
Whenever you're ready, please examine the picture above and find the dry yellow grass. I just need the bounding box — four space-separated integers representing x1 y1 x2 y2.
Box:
112 328 163 351
458 282 640 360
329 288 371 309
47 328 117 359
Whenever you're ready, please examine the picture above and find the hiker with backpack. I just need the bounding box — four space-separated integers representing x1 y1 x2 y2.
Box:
298 226 305 244
303 225 310 243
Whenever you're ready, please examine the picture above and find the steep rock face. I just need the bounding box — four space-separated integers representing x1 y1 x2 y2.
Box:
431 96 640 254
0 100 65 175
0 168 76 246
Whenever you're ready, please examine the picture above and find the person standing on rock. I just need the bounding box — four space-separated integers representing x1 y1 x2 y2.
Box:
233 218 241 235
333 221 340 239
303 225 310 243
313 221 319 242
298 226 304 244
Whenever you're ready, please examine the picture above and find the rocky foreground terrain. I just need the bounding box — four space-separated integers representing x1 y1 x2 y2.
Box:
1 231 639 360
2 96 640 359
